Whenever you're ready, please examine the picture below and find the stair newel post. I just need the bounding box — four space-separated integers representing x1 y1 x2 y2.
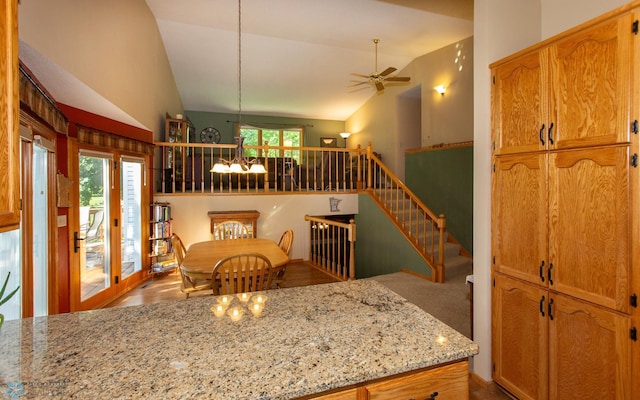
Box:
436 214 446 283
366 142 373 190
348 218 356 280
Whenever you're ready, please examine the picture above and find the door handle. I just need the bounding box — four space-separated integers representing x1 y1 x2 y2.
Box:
74 231 85 253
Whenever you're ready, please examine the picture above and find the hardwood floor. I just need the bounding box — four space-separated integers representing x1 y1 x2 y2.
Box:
105 262 511 400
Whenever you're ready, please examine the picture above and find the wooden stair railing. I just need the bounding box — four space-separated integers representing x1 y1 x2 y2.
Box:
304 215 355 281
364 146 447 283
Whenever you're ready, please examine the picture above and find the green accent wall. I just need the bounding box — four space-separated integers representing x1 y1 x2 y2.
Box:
184 111 345 147
355 194 432 279
405 145 473 254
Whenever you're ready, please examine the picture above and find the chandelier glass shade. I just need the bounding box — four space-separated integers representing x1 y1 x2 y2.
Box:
211 136 266 174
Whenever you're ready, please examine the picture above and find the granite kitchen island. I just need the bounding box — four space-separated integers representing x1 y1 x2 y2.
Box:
0 280 478 399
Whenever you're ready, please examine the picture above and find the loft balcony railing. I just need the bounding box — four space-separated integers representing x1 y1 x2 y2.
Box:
153 142 369 194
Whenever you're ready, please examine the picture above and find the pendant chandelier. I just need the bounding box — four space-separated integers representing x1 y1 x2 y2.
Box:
211 0 266 174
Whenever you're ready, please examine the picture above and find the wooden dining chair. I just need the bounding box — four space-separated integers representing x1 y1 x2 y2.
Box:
172 234 213 298
273 229 294 288
212 253 273 294
214 220 250 240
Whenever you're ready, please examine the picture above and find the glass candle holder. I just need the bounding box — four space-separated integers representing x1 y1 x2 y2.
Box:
211 303 228 318
249 302 264 317
237 292 251 303
217 295 233 306
253 294 268 304
227 306 245 322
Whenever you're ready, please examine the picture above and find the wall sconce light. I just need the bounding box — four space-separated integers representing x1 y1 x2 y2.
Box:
339 132 351 147
434 85 447 95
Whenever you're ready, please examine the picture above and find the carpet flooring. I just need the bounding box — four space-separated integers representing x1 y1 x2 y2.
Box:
368 263 473 339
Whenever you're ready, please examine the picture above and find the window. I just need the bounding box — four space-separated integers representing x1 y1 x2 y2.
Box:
240 126 303 163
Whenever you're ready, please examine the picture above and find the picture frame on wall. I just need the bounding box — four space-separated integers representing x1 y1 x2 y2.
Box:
320 137 337 147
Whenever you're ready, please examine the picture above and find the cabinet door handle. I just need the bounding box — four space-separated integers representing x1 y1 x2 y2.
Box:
539 261 545 282
539 124 546 145
540 295 546 317
548 122 555 145
548 298 554 320
548 263 554 285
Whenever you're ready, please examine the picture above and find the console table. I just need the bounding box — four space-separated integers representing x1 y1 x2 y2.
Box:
207 210 260 238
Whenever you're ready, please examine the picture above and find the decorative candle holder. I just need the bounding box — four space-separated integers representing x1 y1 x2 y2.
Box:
227 306 245 322
211 303 229 318
217 295 233 306
249 302 264 317
237 292 251 303
253 294 268 304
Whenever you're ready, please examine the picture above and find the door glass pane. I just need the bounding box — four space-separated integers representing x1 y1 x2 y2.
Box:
79 155 110 302
120 158 143 280
32 144 48 317
0 229 21 321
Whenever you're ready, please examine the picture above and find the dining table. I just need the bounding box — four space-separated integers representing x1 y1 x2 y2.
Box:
181 238 289 275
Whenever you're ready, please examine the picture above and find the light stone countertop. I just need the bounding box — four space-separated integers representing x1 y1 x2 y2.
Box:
0 280 478 399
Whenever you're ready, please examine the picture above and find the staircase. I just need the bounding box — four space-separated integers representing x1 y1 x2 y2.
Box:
365 153 472 283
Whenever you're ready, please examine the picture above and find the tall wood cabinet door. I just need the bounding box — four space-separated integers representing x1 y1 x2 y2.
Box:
548 293 631 400
548 12 633 150
491 49 548 155
492 153 548 285
0 0 20 231
492 274 549 400
548 146 629 312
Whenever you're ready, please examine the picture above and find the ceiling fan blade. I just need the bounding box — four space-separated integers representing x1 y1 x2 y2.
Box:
379 67 397 77
385 76 411 82
351 73 371 79
348 81 369 87
375 81 385 92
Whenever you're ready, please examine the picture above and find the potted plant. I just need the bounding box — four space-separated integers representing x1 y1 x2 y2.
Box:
0 272 19 330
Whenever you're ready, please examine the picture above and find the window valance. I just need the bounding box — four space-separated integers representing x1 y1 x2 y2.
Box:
77 126 154 156
19 63 69 135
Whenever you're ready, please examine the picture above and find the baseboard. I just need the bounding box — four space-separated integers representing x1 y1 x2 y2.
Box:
470 373 518 399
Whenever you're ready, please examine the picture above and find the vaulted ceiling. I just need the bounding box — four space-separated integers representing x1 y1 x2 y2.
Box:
145 0 474 121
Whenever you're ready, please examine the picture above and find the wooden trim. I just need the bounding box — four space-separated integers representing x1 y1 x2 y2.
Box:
405 141 474 154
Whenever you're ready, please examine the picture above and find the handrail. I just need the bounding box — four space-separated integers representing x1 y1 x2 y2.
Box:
304 215 355 281
154 141 447 282
365 148 447 283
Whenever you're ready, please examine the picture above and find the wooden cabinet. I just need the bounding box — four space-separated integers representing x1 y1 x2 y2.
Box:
208 210 259 238
493 146 630 312
493 274 632 400
0 0 20 231
492 10 633 155
163 117 194 192
491 4 638 400
306 361 469 400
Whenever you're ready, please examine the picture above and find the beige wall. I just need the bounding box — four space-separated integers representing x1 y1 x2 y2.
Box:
18 0 182 136
345 36 474 178
473 0 630 382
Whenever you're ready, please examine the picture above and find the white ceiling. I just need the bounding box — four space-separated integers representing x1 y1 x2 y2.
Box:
145 0 474 121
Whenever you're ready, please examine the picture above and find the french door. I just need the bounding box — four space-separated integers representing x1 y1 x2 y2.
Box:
71 146 147 311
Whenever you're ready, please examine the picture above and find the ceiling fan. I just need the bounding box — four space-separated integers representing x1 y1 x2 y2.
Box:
350 38 411 92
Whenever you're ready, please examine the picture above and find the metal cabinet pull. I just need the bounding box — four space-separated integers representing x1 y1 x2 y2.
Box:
539 261 545 282
539 124 546 145
540 295 546 317
548 122 555 145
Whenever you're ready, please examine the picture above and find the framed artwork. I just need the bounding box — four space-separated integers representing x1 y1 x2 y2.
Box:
320 137 337 147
